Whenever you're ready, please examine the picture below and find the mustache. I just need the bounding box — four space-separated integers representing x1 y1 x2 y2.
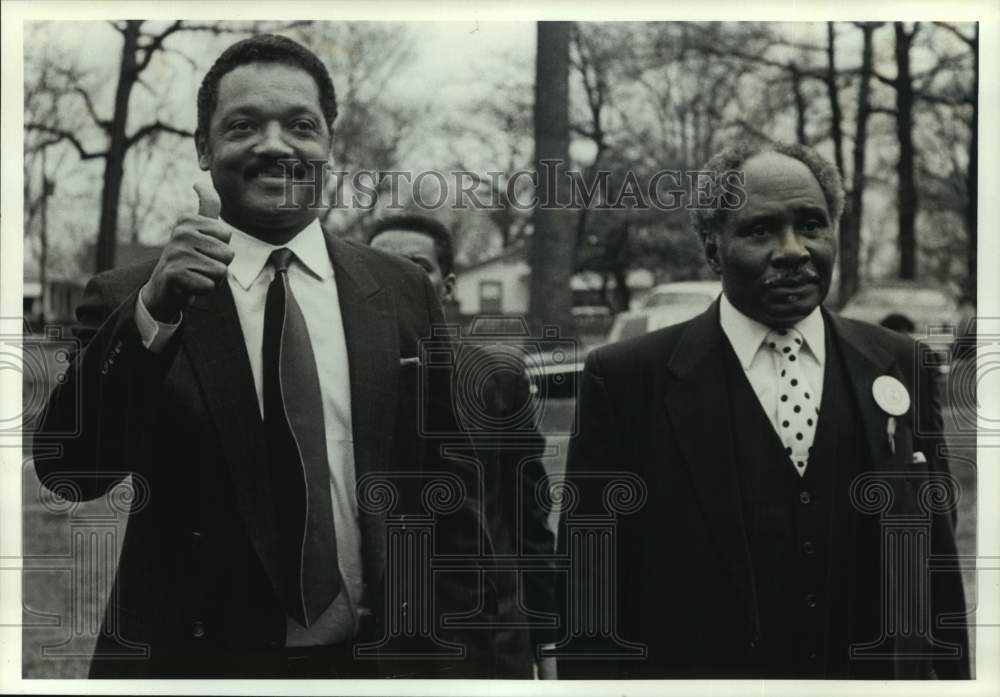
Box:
763 270 821 288
244 159 311 180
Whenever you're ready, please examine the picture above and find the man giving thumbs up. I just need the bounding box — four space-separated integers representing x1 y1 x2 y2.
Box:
34 33 492 680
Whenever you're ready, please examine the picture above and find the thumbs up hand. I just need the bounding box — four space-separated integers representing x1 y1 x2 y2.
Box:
194 181 221 219
140 183 236 323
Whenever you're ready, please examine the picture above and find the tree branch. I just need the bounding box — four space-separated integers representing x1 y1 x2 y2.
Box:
933 21 976 48
135 20 182 72
125 120 195 148
25 124 107 160
71 85 111 132
871 70 897 88
870 105 898 117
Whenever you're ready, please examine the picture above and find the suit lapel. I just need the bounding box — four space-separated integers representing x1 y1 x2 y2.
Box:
824 311 900 473
325 234 399 587
661 301 759 632
182 284 283 597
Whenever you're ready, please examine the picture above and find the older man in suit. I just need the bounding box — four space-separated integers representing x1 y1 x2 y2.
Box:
556 142 970 679
33 34 490 678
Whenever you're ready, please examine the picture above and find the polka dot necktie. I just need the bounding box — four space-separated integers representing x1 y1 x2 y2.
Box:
766 328 818 477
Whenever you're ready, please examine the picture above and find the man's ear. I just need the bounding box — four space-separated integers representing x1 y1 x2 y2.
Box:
441 273 457 304
704 235 721 274
195 130 210 171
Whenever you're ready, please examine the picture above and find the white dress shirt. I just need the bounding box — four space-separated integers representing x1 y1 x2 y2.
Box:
718 292 826 439
135 219 364 647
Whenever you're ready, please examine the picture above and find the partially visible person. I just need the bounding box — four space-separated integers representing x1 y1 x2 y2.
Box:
370 215 558 679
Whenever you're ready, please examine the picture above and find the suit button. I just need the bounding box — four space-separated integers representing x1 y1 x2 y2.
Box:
192 620 206 638
191 531 203 547
799 491 811 504
802 540 816 555
805 594 818 608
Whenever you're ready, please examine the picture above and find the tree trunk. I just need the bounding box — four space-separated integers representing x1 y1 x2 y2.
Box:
95 20 141 272
965 24 978 302
790 65 807 145
894 22 918 280
838 22 878 306
825 23 845 179
528 21 575 336
39 148 51 324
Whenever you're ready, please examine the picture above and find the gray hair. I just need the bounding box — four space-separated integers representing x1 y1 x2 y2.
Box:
689 141 845 246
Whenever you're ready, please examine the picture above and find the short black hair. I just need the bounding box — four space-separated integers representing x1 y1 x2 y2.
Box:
689 141 845 246
369 215 455 277
196 34 338 138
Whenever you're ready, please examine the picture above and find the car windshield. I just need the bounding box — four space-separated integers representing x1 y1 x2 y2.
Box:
853 287 951 308
645 292 715 308
615 316 649 341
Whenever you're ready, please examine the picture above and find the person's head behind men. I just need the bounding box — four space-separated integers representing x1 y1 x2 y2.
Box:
369 215 456 302
690 142 845 329
195 34 338 244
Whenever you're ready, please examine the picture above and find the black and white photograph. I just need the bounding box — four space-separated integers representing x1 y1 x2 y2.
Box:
1 0 997 693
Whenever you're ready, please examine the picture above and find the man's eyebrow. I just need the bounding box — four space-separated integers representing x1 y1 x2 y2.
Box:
734 211 782 227
794 204 830 219
218 104 323 118
405 254 433 268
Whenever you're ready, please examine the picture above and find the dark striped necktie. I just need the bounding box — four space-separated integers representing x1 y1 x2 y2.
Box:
262 247 339 627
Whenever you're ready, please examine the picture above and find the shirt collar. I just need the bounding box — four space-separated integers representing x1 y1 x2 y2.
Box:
719 291 826 369
227 218 333 290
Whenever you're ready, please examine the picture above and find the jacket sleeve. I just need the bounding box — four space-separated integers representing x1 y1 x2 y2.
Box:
33 273 179 501
414 272 497 678
555 348 628 679
912 342 971 679
515 432 558 649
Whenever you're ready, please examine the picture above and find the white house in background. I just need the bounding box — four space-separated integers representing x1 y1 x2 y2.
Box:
452 246 654 316
23 275 85 324
454 247 531 315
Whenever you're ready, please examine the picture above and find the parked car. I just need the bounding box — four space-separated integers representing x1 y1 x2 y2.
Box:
639 280 723 310
840 280 974 370
609 281 722 344
840 280 967 339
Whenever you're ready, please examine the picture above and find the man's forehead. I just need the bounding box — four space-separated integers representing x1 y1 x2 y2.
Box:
215 62 321 106
373 229 437 254
742 152 821 191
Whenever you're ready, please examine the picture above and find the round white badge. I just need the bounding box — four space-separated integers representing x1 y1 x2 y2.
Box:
872 375 910 416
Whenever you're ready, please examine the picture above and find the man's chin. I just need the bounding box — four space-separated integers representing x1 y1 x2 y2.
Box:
225 199 317 237
758 299 821 328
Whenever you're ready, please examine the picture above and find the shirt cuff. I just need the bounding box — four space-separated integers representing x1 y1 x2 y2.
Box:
135 283 182 353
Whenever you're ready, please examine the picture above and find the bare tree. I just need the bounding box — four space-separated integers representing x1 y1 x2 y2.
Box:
837 22 882 305
892 22 920 279
24 20 237 271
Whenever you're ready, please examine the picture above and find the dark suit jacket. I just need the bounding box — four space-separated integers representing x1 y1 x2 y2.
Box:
466 355 557 676
556 301 970 679
33 233 494 678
